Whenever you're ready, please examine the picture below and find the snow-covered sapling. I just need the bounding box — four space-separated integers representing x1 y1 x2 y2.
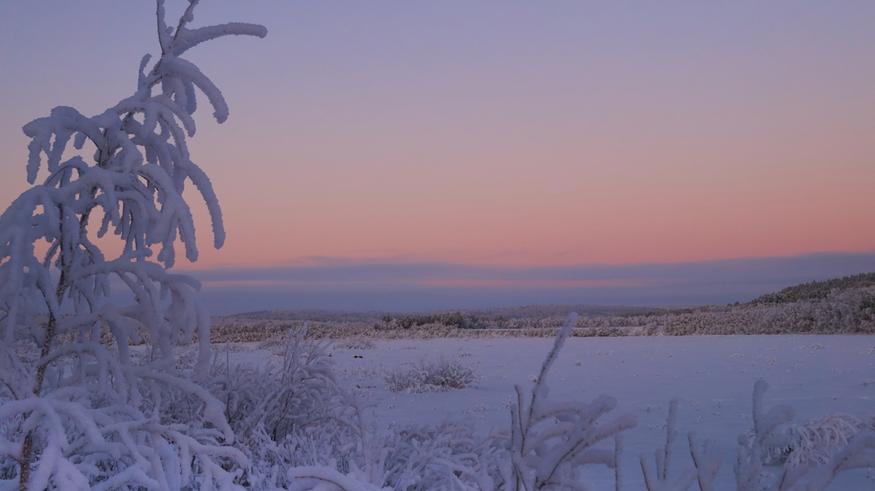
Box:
506 313 637 490
0 1 265 488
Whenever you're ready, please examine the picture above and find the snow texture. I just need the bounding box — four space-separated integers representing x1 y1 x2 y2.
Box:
226 331 874 490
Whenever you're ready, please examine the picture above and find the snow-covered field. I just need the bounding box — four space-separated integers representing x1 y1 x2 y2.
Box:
228 335 875 489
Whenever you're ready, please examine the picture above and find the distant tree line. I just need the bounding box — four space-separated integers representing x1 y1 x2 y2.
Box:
381 311 490 330
752 272 875 305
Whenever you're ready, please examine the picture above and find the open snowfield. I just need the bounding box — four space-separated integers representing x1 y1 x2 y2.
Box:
227 335 875 489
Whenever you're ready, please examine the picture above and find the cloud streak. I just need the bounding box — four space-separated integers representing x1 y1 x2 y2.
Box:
184 252 875 314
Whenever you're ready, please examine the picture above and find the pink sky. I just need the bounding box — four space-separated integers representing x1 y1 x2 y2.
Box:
2 1 874 271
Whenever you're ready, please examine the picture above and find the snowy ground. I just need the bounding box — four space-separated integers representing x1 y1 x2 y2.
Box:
228 335 875 489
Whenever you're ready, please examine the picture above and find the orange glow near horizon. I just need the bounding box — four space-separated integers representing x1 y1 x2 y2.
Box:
181 95 875 270
2 1 875 272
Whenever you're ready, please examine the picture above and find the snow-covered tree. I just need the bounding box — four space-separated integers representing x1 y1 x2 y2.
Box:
0 1 265 488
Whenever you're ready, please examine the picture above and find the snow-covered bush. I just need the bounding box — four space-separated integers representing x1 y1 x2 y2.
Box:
208 327 377 489
0 1 265 488
385 360 476 393
208 328 363 488
211 328 346 441
754 413 871 468
279 394 502 490
282 406 504 490
378 422 500 490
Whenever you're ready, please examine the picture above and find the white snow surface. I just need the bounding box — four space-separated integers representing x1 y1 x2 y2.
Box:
226 334 875 490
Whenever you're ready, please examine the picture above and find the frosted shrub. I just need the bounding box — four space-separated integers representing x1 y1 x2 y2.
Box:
755 414 871 468
285 421 503 490
208 328 363 489
284 409 503 490
370 423 499 490
0 1 265 488
286 468 388 491
212 328 340 439
642 380 875 491
503 313 637 490
735 380 875 490
385 360 476 393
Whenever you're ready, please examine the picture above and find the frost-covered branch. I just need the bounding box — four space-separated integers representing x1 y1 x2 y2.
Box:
687 433 721 491
640 400 695 491
506 313 637 490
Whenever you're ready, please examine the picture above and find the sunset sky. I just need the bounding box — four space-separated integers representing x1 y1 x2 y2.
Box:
2 1 874 309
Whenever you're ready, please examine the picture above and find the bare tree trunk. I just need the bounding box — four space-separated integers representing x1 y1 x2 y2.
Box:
18 311 58 490
18 252 68 490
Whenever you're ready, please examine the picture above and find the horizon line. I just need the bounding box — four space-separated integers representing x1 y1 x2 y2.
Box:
178 249 875 274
